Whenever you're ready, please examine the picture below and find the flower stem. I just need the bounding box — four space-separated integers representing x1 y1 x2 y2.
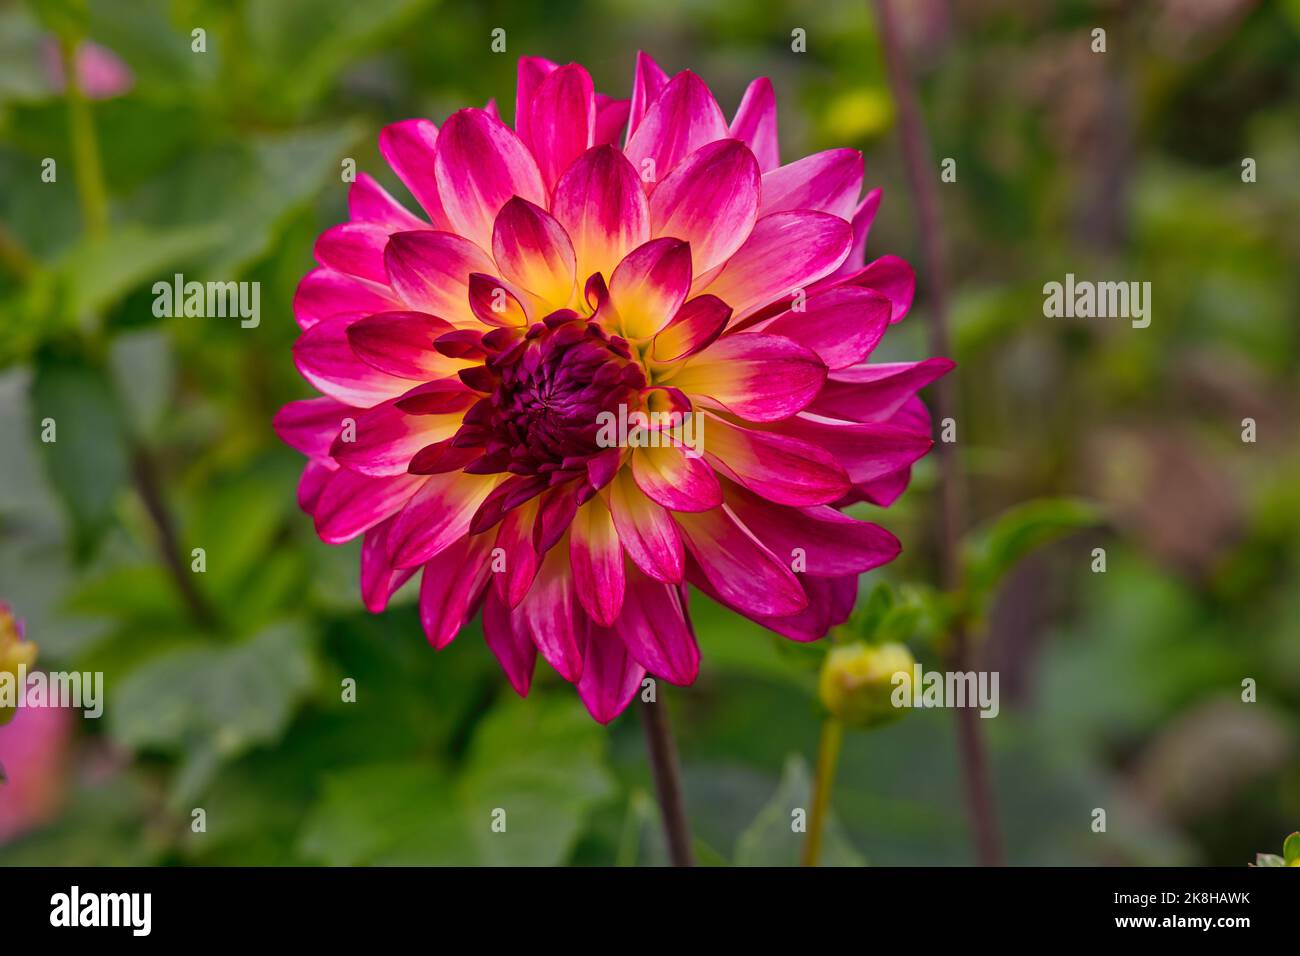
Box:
60 35 109 240
871 0 1003 865
801 716 844 866
637 694 694 866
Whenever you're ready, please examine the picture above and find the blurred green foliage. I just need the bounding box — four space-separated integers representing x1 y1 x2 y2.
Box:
0 0 1297 866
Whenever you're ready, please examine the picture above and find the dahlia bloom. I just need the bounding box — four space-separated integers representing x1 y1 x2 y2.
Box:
276 54 952 722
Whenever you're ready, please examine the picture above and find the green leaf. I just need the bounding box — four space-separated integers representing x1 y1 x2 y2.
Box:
1284 831 1300 865
109 621 315 799
29 355 132 558
298 695 615 865
963 497 1102 619
734 755 865 866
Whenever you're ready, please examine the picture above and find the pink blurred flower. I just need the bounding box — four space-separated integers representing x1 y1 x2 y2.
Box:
41 38 134 100
276 54 951 722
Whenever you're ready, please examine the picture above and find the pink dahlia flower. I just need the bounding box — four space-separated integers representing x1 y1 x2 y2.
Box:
276 53 953 722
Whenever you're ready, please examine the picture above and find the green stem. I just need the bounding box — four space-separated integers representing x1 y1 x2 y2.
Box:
60 35 109 240
801 717 844 866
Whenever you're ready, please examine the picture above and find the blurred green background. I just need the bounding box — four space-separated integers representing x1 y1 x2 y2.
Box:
1 0 1298 866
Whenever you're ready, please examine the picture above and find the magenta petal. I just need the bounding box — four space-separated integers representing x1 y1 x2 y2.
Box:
760 286 891 370
514 56 559 147
609 237 692 339
434 108 547 249
492 500 541 608
293 268 402 330
759 149 863 221
313 470 424 544
725 482 901 577
420 532 496 649
345 310 457 379
387 472 503 568
577 623 645 724
314 222 391 284
570 497 625 627
379 119 451 228
752 574 859 642
491 197 577 307
771 413 934 485
841 254 915 324
483 590 538 695
811 357 955 422
297 459 335 514
631 443 722 513
830 188 883 282
624 71 728 191
667 332 826 422
383 230 494 325
594 94 631 146
616 571 699 684
361 518 417 612
552 145 650 283
675 505 808 617
274 397 354 459
649 139 761 275
651 294 730 362
348 173 426 233
627 50 670 141
293 313 423 408
705 211 853 320
520 544 584 682
526 63 596 192
330 397 459 477
729 76 780 172
608 470 684 583
702 413 850 506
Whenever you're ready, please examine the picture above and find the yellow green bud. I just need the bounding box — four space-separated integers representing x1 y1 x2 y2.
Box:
819 641 915 729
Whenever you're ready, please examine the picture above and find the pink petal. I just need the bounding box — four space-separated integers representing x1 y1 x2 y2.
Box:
725 482 901 576
649 139 761 276
378 119 451 228
624 71 728 191
627 51 670 142
770 413 934 485
810 357 955 422
758 149 863 220
526 63 596 193
293 313 423 408
348 173 427 233
631 442 722 513
360 518 417 613
297 460 335 513
552 145 650 284
384 230 495 326
314 222 391 284
519 543 584 682
702 413 849 506
293 267 403 330
434 108 547 249
491 197 577 308
759 286 891 370
704 211 853 320
330 396 461 477
577 623 645 723
312 470 425 544
274 397 355 459
570 497 625 627
607 469 684 583
675 505 808 617
387 472 504 568
467 272 530 328
650 294 730 362
420 532 497 649
829 188 882 282
609 237 692 339
729 77 780 172
752 574 858 642
514 56 559 147
344 310 459 379
483 589 538 695
491 498 540 608
838 254 915 324
616 570 699 683
666 332 825 422
594 94 631 146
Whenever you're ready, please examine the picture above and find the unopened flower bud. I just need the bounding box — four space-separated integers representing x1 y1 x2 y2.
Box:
0 603 36 726
819 641 915 728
